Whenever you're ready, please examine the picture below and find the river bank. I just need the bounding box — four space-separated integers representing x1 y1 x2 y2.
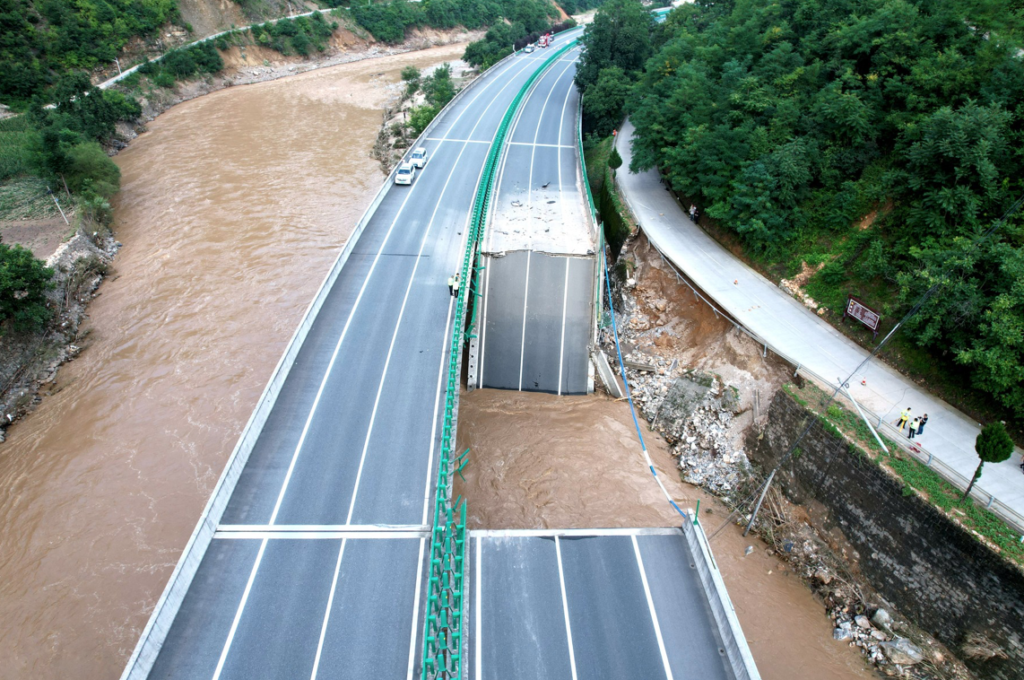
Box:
0 42 467 680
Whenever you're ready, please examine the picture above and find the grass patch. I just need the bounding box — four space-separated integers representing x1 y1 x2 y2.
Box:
0 176 63 221
784 380 1024 567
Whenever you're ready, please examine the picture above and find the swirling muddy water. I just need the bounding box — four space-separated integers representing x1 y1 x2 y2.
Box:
0 44 465 680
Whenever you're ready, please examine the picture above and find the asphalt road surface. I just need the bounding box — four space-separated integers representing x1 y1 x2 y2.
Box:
470 529 733 680
130 31 746 680
139 40 585 679
477 48 595 395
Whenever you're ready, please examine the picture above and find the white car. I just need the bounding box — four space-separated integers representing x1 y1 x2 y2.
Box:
394 162 416 185
410 147 428 168
524 44 535 53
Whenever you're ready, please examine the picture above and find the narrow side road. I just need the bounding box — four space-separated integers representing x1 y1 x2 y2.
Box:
614 119 1024 528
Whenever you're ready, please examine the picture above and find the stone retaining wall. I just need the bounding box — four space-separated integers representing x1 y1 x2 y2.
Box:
749 390 1024 680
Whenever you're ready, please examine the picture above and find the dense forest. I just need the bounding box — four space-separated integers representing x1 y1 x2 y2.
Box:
583 0 1024 422
0 0 180 105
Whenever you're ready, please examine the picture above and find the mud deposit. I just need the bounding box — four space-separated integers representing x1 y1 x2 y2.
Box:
0 45 463 680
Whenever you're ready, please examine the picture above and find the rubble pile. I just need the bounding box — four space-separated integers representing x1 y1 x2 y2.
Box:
756 512 970 679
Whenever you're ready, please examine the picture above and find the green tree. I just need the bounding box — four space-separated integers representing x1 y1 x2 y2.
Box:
581 66 630 136
608 146 622 170
963 421 1015 500
0 242 53 332
423 64 455 109
575 0 654 94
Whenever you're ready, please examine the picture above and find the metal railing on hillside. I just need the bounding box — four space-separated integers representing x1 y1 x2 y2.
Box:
420 40 577 680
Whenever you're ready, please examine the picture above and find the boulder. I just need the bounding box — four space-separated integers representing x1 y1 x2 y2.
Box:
871 608 893 631
879 639 924 666
855 615 872 629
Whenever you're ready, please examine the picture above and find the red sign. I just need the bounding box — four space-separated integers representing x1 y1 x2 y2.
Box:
845 296 880 333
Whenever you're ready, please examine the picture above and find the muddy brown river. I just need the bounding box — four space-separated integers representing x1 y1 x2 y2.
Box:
0 45 464 680
0 43 874 680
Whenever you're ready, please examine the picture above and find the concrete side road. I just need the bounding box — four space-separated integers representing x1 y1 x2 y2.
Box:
614 120 1024 528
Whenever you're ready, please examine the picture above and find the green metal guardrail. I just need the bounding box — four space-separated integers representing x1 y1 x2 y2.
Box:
420 40 577 680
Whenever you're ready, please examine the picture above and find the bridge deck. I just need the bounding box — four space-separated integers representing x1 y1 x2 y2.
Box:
471 529 733 680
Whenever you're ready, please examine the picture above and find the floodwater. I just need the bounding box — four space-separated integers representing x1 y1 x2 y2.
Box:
0 44 465 680
455 388 877 680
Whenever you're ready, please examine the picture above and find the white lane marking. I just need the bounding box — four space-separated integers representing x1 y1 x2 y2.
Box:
422 295 455 527
557 258 570 395
268 52 539 526
424 138 491 144
211 537 268 680
508 142 575 148
214 531 426 539
478 254 492 388
217 524 426 532
518 59 577 391
267 180 417 526
554 68 576 396
632 535 675 680
470 527 683 538
554 537 579 680
309 538 348 680
406 538 426 680
208 54 542 677
517 251 532 391
345 56 539 525
475 537 483 680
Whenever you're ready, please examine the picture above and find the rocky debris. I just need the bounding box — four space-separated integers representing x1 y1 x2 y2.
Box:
603 234 969 680
880 639 925 666
1 229 116 441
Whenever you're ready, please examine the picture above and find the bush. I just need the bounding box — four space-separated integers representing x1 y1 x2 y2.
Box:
65 142 121 199
0 242 54 332
408 105 439 136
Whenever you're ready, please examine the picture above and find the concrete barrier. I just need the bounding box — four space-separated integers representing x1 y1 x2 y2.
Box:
684 520 762 680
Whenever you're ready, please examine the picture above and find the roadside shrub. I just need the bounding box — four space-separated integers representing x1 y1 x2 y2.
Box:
408 105 438 136
0 242 54 332
65 142 121 199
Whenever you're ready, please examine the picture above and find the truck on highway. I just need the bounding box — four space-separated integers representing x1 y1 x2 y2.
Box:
538 33 550 48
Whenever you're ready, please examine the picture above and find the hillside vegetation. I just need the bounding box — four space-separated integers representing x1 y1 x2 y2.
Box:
614 0 1024 425
0 0 181 106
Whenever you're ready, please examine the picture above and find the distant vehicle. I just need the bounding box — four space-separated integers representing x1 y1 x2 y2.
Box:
538 33 550 48
394 162 416 185
524 44 535 53
410 147 428 168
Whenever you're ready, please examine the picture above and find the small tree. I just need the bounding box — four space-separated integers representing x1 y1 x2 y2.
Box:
608 147 623 171
963 422 1014 501
0 243 54 332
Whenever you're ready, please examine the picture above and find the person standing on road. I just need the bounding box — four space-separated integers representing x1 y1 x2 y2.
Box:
688 204 697 221
908 417 920 439
451 272 460 298
917 414 929 436
896 408 911 431
447 274 456 296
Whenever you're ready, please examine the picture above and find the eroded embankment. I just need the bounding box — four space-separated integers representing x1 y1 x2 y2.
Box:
0 44 465 680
